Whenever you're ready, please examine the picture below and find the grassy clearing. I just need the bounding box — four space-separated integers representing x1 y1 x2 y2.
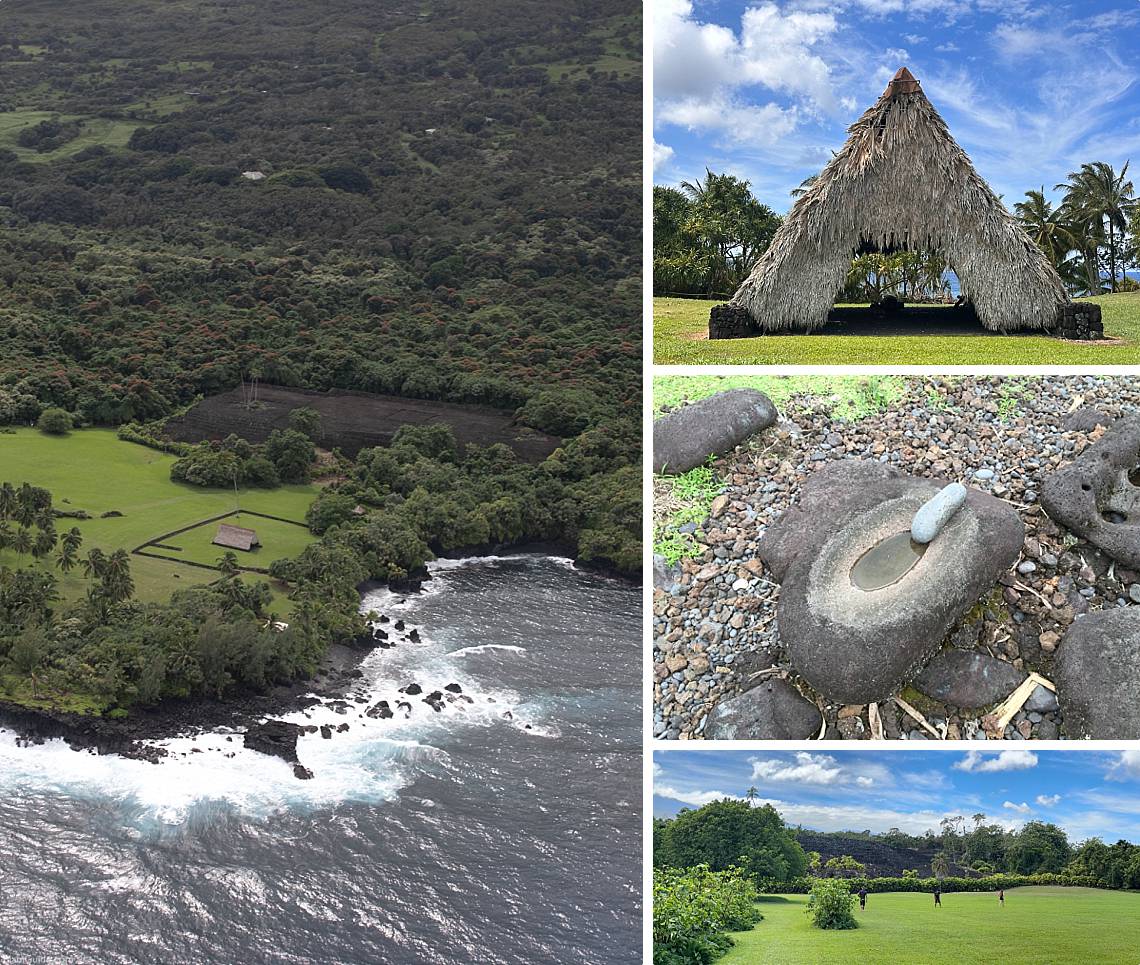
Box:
0 428 318 609
0 110 144 162
654 463 721 565
653 375 906 418
150 514 313 570
653 292 1140 364
723 889 1140 965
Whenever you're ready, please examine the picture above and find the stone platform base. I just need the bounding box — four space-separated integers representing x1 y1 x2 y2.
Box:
708 304 757 339
1051 302 1103 340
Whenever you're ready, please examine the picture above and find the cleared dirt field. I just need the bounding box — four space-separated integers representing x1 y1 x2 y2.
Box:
165 385 562 461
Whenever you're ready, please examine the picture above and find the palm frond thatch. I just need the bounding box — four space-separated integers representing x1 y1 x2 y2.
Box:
730 67 1069 332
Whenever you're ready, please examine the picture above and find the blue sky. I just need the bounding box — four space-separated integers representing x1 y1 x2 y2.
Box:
653 0 1140 214
654 750 1140 844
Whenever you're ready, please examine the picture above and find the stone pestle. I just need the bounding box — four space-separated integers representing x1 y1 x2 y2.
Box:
911 482 967 544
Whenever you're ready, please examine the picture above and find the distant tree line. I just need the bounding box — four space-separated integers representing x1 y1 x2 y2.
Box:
653 798 1140 891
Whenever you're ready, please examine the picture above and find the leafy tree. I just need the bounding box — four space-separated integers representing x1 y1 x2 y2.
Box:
288 407 322 440
37 408 73 435
654 799 808 884
806 878 857 930
264 428 315 483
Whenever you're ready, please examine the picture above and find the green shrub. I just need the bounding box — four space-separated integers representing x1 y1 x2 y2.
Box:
37 408 73 435
806 878 857 930
653 865 760 965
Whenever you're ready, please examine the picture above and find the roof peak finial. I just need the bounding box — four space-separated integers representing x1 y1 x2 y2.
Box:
886 66 921 96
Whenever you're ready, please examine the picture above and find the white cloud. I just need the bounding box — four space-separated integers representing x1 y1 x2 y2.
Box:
652 140 675 171
658 95 799 146
856 776 874 787
654 783 735 809
1036 794 1061 807
954 750 1038 774
654 0 843 146
1003 801 1032 815
1108 751 1140 782
752 752 845 786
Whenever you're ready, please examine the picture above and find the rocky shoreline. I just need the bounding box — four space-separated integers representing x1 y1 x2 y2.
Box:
1 547 612 767
653 375 1140 741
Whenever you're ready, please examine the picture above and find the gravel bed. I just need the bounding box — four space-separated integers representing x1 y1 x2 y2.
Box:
652 375 1139 741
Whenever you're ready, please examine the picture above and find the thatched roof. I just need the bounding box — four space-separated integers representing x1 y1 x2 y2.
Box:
213 523 260 551
729 67 1068 332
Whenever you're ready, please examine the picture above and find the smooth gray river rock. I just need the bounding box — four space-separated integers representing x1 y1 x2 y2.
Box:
911 482 967 544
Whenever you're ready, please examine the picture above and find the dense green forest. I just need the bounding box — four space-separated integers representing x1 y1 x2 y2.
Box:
653 799 1140 891
0 0 640 713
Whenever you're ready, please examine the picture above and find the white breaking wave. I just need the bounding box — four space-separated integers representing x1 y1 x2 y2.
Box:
451 644 528 657
0 554 562 824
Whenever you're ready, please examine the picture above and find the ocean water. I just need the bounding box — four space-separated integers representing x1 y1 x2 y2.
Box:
0 556 641 964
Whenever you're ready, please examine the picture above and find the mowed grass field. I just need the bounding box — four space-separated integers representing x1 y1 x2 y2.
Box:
723 889 1140 965
653 292 1140 364
0 109 145 163
0 429 319 612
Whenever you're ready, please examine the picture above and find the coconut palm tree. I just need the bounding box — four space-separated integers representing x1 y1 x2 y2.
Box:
931 852 950 879
61 527 83 555
82 547 107 580
55 546 77 573
1057 161 1137 292
216 551 241 580
32 529 56 558
1014 188 1081 269
0 482 16 519
102 549 134 603
12 527 33 556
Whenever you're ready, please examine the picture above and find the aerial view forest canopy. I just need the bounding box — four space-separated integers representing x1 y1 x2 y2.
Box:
0 0 640 713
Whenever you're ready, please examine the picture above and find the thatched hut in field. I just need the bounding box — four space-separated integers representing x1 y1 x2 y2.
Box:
213 523 260 552
713 67 1087 337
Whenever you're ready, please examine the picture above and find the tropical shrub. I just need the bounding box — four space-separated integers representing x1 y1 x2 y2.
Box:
653 865 761 965
806 878 856 930
37 408 73 435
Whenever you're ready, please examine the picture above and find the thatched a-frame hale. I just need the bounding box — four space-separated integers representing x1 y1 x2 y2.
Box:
717 67 1073 335
213 523 260 552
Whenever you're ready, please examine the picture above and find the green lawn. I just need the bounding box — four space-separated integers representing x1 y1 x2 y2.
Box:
653 292 1140 364
149 513 314 570
653 374 906 417
0 109 145 162
0 428 318 610
723 889 1140 965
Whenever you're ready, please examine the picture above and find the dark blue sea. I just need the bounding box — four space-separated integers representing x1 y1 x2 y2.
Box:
0 556 641 964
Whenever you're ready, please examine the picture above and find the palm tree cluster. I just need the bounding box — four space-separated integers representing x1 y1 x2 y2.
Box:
0 482 60 562
0 479 134 622
840 250 953 304
1015 161 1137 296
652 171 783 297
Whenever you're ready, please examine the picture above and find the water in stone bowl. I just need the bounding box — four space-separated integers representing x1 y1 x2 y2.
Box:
850 531 928 591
